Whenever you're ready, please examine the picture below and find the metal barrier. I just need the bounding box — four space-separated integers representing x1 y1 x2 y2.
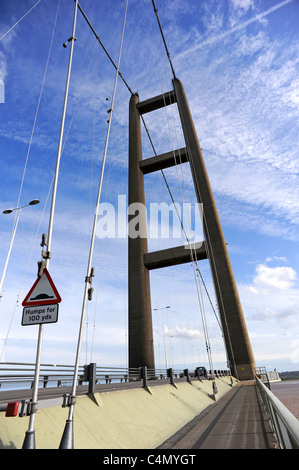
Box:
0 362 137 391
255 375 299 449
0 362 84 390
0 361 231 394
0 362 88 390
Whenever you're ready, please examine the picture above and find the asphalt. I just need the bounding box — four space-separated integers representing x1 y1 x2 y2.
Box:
158 381 278 449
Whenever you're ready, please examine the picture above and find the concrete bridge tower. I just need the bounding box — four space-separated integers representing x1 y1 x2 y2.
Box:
128 79 256 381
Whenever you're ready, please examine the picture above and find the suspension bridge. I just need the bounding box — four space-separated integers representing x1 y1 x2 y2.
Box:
0 0 298 450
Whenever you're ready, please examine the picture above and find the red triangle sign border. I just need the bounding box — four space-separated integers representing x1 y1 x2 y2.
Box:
22 268 62 307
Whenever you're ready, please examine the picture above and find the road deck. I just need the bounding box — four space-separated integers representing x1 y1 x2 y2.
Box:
159 381 278 449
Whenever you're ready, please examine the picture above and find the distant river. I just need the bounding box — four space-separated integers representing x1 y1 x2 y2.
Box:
270 381 299 420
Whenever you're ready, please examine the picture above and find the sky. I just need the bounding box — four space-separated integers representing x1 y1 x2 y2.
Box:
0 0 298 375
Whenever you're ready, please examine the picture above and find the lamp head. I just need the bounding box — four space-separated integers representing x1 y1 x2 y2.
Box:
29 199 40 206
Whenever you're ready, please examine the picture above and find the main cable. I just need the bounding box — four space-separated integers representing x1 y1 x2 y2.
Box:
76 1 134 95
151 0 176 79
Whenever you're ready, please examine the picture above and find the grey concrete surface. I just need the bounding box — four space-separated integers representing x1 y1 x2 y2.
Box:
159 381 278 449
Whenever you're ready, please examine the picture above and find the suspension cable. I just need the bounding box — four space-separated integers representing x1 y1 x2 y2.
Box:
78 0 223 373
181 118 237 377
151 0 176 79
147 0 223 334
0 180 53 361
76 1 134 95
1 0 61 295
76 1 192 262
1 29 100 359
145 0 221 380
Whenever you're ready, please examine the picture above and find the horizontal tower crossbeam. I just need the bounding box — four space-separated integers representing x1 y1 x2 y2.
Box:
139 147 188 174
136 89 176 114
144 243 207 270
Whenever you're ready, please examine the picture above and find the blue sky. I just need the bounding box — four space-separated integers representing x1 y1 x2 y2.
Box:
0 0 298 374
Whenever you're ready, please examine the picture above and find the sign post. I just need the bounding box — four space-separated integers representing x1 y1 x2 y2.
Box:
21 268 62 449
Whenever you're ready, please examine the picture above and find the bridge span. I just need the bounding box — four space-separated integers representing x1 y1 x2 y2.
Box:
1 368 290 450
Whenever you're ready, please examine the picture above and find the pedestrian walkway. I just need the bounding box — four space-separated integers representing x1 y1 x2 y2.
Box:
158 381 278 449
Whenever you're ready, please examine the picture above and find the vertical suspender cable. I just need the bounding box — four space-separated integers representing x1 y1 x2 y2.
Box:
0 0 60 298
22 0 79 450
148 2 222 390
59 0 129 449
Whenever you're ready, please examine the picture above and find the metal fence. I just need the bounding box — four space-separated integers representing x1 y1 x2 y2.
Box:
255 375 299 449
0 362 231 392
0 362 84 390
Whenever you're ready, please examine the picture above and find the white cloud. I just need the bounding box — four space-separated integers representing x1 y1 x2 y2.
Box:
175 0 295 61
164 325 203 340
236 30 266 55
239 262 299 326
253 264 297 291
174 27 299 240
238 261 299 370
230 0 254 13
265 256 287 263
201 2 224 33
0 51 6 82
281 78 299 108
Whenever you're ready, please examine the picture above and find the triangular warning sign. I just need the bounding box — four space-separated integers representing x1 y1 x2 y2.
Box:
22 268 61 306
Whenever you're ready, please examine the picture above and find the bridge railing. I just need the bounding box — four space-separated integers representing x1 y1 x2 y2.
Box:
0 361 231 393
255 375 299 449
0 362 85 390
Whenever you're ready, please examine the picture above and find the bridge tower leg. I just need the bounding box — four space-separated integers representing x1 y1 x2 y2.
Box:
173 78 256 381
128 93 155 371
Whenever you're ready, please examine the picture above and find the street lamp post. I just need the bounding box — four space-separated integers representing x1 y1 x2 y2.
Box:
0 199 40 298
154 306 171 370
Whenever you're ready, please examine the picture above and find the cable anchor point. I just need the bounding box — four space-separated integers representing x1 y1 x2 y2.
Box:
85 267 95 300
63 36 77 48
37 233 50 276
